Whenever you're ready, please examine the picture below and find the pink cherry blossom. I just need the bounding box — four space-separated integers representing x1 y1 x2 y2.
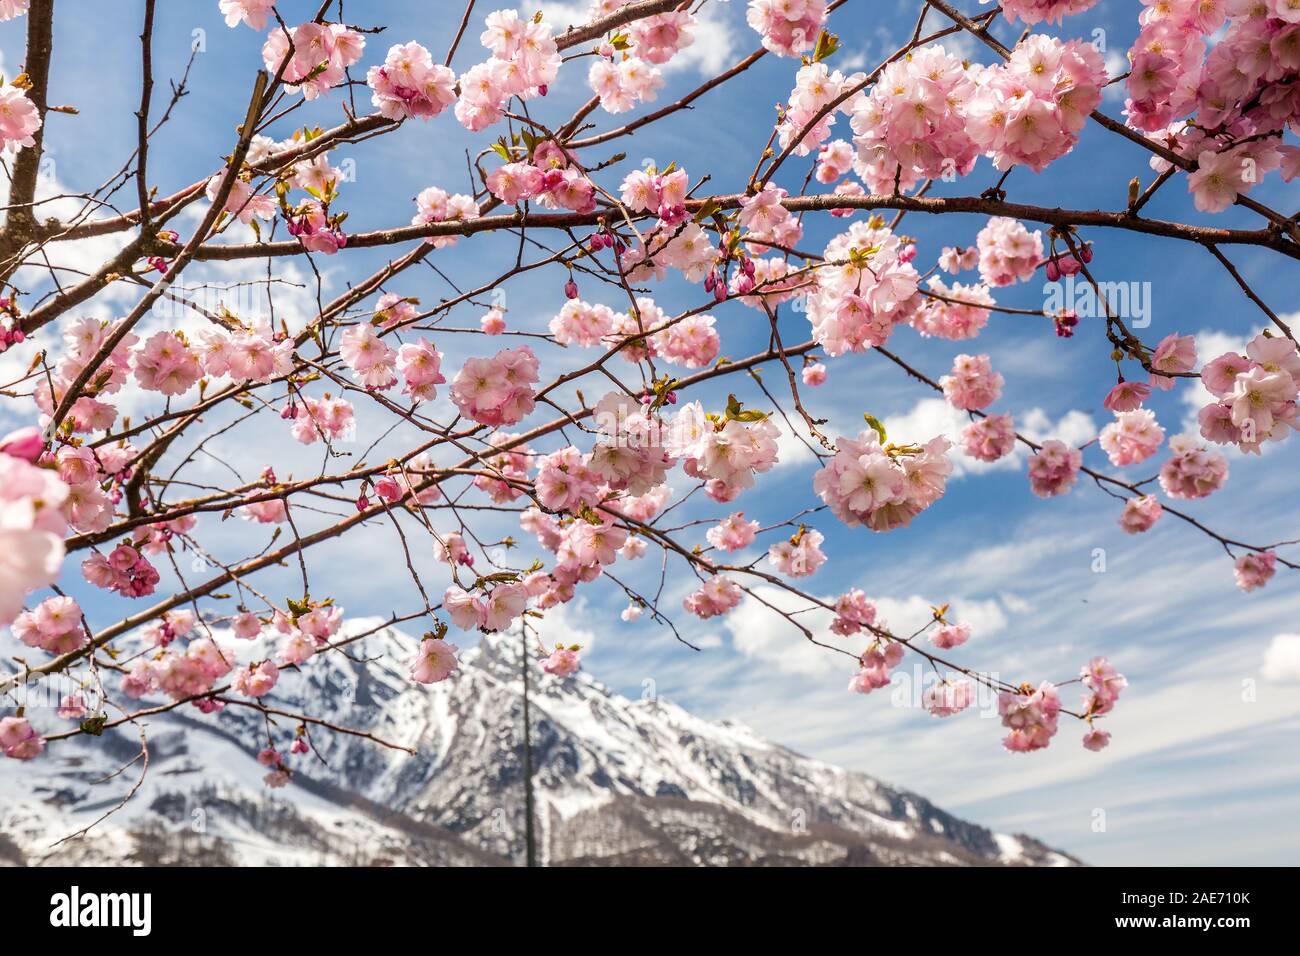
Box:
941 353 1004 411
961 414 1017 463
683 575 743 619
1082 656 1127 716
1118 494 1163 534
1027 439 1081 498
831 589 878 636
233 660 279 698
707 512 759 552
929 621 971 650
1099 409 1165 467
976 218 1043 287
1158 435 1228 499
367 42 457 120
0 716 44 760
450 346 539 426
767 526 827 577
815 431 952 531
1234 551 1277 592
999 682 1061 753
746 0 828 58
218 0 275 30
540 646 581 677
409 637 460 683
924 680 976 717
0 86 41 153
1104 380 1152 412
0 0 30 22
1082 729 1111 751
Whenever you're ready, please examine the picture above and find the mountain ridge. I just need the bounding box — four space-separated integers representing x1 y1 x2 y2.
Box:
0 619 1079 867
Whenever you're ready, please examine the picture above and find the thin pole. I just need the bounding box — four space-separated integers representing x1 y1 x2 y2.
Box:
521 628 537 868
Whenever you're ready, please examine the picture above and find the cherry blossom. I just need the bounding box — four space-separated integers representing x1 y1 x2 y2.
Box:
1118 495 1163 534
1234 551 1277 592
1027 439 1081 498
1099 409 1165 467
0 716 44 760
683 576 742 619
409 637 460 683
924 680 976 718
976 217 1043 287
540 646 581 677
1158 435 1229 500
746 0 827 58
0 86 41 153
218 0 275 31
961 414 1017 463
999 682 1061 753
368 42 457 121
940 354 1004 411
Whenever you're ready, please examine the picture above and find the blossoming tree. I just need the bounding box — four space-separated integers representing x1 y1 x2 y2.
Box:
1 0 1297 796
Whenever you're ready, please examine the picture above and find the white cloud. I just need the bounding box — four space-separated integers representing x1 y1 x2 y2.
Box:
1262 633 1300 684
723 584 1017 678
1102 48 1128 102
885 397 1096 478
1020 407 1097 447
771 415 817 469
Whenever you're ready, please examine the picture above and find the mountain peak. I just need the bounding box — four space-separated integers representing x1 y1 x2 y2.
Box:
0 620 1079 867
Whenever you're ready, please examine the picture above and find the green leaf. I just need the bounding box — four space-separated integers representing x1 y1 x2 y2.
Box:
813 29 840 63
863 413 887 444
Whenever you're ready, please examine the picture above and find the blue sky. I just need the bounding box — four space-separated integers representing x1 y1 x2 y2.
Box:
3 1 1300 865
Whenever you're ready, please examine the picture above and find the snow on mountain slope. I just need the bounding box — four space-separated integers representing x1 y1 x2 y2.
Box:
0 618 1078 867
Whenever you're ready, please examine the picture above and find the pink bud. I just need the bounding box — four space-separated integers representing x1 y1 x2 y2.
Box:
1045 259 1060 282
564 278 578 299
356 494 370 512
1079 243 1093 263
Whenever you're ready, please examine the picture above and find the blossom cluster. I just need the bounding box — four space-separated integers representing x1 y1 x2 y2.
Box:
262 23 366 100
1126 1 1300 211
457 10 561 131
450 346 540 426
850 37 1104 193
813 431 953 531
1197 332 1300 453
367 42 457 121
746 0 827 58
804 218 920 357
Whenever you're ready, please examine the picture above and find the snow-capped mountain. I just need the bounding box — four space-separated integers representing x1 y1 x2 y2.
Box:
0 620 1078 867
